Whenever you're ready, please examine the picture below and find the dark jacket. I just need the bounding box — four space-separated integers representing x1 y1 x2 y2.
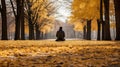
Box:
56 30 65 39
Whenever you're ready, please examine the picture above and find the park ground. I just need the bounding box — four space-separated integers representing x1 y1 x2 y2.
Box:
0 40 120 67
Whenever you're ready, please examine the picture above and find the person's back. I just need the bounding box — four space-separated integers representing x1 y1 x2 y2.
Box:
56 27 65 41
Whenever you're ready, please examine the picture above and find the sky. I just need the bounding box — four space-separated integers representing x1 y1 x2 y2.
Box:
54 0 72 22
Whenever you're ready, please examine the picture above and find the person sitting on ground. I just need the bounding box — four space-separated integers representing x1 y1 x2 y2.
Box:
56 27 65 41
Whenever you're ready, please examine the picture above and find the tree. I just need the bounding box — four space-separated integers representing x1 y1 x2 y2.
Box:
70 0 100 40
97 19 101 40
114 0 120 40
86 20 91 40
1 0 8 40
97 0 103 40
10 0 25 40
25 0 56 40
103 0 111 40
26 0 35 40
21 0 25 40
14 0 22 40
35 24 41 40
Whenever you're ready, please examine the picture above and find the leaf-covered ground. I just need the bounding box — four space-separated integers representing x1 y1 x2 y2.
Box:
0 40 120 67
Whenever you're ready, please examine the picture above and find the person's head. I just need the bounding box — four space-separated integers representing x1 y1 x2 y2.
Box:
59 27 62 31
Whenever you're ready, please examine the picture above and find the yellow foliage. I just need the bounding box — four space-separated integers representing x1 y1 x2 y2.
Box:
41 24 54 34
26 0 56 34
73 21 84 31
71 0 100 20
91 19 98 31
74 24 83 31
69 0 100 31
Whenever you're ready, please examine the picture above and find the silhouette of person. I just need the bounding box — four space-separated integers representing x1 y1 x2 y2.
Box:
56 27 65 41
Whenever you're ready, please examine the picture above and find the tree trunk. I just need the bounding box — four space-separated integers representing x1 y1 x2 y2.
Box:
98 0 105 40
83 25 87 39
29 23 35 40
1 0 8 40
21 0 25 40
103 0 111 40
36 30 41 40
102 21 105 40
98 0 103 40
87 20 91 40
41 32 44 39
35 24 41 40
114 0 120 40
97 20 101 40
15 0 21 40
27 1 34 40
